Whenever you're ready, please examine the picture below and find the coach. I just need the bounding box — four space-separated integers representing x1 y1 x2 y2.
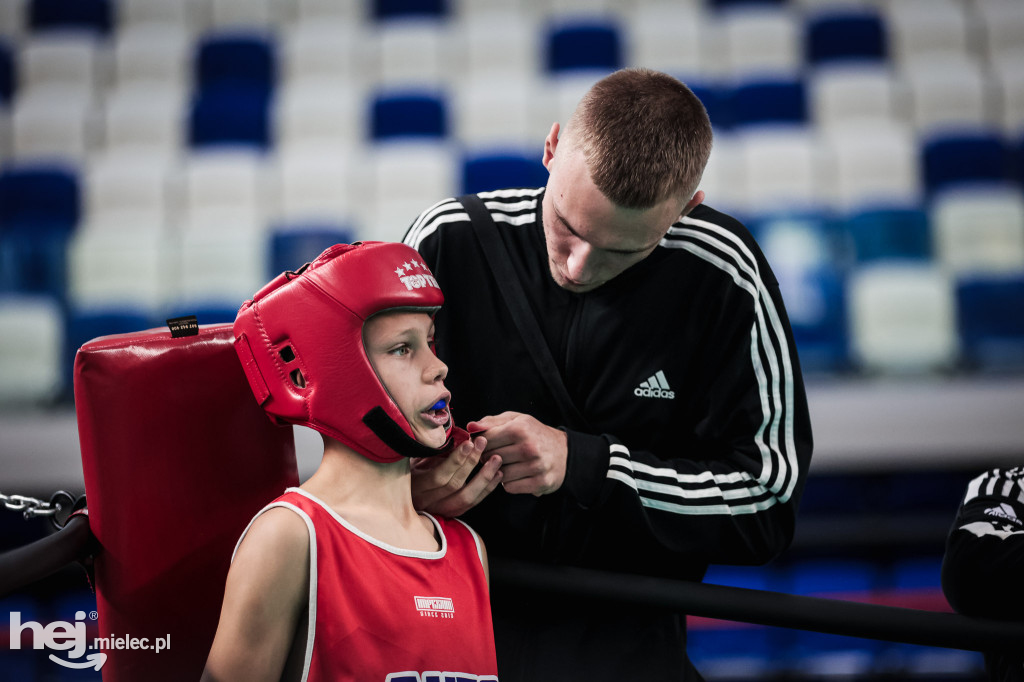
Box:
404 68 814 681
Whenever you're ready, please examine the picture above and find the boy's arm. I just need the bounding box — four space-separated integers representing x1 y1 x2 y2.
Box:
202 507 310 682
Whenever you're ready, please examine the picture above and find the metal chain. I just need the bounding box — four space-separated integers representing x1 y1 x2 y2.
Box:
1 490 80 528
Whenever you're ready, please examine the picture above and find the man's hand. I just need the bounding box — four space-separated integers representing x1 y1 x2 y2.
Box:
468 412 567 496
410 436 503 517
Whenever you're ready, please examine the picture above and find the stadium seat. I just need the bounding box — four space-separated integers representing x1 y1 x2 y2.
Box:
194 33 276 94
84 151 169 225
848 263 959 373
116 0 195 31
0 294 64 404
370 90 448 140
921 130 1014 195
0 39 14 105
275 147 355 227
883 0 971 67
177 148 273 229
372 17 454 87
808 63 901 130
361 141 458 242
625 4 706 77
461 150 548 194
956 274 1024 371
729 77 807 128
28 0 112 34
804 7 886 65
18 32 101 99
544 19 622 74
734 127 823 213
280 20 364 91
453 76 536 148
101 82 186 158
931 186 1024 275
372 0 448 21
269 225 357 279
112 22 191 91
974 0 1024 66
718 5 801 77
823 121 921 211
10 85 94 162
208 0 281 31
457 12 539 82
274 78 362 151
0 163 80 299
901 55 997 134
189 86 273 149
844 207 931 264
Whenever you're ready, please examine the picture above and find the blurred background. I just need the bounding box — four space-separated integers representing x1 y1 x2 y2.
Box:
1 0 1023 679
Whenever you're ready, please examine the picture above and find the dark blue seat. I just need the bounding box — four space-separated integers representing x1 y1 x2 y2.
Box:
805 9 886 65
269 226 357 278
545 20 622 74
28 0 112 34
190 34 276 150
371 91 448 140
921 130 1013 195
729 78 807 128
689 81 732 131
189 87 273 149
956 274 1024 370
372 0 447 20
0 165 80 299
461 151 548 194
844 207 931 263
0 39 14 106
195 34 275 94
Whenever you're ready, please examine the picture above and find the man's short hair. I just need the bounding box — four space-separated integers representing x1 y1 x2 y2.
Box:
566 68 713 210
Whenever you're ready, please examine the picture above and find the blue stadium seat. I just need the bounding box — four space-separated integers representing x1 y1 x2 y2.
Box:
844 207 931 263
729 77 807 128
784 267 849 373
688 81 732 131
195 34 276 94
0 39 13 105
461 151 548 194
805 9 886 65
189 87 273 149
921 130 1014 195
545 20 622 74
28 0 112 34
371 91 448 140
269 226 357 278
372 0 447 21
0 164 80 299
956 274 1024 370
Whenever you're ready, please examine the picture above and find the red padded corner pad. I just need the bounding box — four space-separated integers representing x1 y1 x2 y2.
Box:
74 323 299 681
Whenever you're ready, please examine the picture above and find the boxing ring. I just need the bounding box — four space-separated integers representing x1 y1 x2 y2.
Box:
2 322 1023 679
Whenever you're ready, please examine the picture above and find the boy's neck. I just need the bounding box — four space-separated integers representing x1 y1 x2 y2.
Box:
299 438 439 552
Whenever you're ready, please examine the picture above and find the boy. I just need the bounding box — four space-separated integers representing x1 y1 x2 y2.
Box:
203 241 503 681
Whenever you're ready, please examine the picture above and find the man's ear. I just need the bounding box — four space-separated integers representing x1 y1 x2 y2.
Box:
680 190 705 218
542 122 561 170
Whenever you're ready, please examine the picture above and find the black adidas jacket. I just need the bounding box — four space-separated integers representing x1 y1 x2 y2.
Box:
404 188 813 680
943 467 1024 681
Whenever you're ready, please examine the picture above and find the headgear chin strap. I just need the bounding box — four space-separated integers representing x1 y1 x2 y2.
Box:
233 241 465 463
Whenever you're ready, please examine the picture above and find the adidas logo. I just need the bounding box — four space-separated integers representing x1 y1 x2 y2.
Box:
634 370 675 399
984 502 1022 526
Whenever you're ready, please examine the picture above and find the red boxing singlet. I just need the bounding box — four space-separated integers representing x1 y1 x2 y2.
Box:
237 488 499 682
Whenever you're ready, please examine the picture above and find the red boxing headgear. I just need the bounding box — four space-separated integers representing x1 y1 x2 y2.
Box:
233 241 465 463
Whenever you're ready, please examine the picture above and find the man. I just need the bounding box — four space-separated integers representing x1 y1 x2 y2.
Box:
404 68 813 681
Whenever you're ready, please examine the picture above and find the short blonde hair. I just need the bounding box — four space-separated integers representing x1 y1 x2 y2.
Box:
565 68 713 209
